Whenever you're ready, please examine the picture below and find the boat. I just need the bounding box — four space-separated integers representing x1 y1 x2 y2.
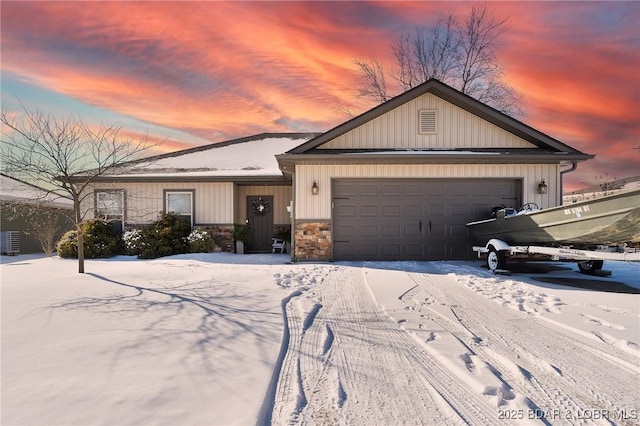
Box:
466 188 640 249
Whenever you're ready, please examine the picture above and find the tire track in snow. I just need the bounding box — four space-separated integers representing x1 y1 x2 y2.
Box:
257 290 302 426
272 265 511 425
400 283 571 423
408 272 639 425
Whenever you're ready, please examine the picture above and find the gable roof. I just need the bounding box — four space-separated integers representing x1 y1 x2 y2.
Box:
91 133 319 183
287 79 592 161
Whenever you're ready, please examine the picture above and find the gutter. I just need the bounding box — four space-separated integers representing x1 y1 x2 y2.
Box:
560 161 579 193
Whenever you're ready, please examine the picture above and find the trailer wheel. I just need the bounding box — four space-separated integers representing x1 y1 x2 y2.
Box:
578 260 603 275
487 247 507 271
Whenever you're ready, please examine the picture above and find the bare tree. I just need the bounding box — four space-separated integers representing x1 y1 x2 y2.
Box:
355 3 522 116
354 55 389 103
1 105 155 273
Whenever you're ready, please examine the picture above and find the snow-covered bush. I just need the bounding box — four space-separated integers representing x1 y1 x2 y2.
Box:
188 229 213 253
123 229 145 256
56 229 78 258
56 220 121 259
139 213 191 259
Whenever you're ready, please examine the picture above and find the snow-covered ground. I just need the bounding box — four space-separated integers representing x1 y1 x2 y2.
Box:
2 253 639 425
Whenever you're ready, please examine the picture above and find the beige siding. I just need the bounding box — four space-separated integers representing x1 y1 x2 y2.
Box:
234 185 292 224
319 93 535 150
82 182 234 225
295 164 560 219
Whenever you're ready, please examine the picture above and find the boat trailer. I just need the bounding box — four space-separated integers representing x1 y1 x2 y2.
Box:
472 239 640 275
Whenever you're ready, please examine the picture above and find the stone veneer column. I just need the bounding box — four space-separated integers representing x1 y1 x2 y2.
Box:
294 221 332 261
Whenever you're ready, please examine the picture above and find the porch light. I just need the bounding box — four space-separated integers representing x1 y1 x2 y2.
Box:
538 179 548 194
311 180 319 195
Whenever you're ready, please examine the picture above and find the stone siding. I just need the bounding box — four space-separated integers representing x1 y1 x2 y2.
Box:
196 225 235 252
294 221 331 261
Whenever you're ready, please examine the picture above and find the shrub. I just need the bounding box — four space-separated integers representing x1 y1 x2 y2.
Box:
123 229 145 256
56 229 78 258
82 220 122 258
188 229 213 253
139 213 191 259
56 220 121 259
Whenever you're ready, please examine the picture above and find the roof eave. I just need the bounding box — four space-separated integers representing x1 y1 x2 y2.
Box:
277 152 595 170
86 174 291 184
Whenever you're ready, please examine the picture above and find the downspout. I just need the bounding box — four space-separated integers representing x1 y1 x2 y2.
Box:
290 170 296 263
560 161 578 201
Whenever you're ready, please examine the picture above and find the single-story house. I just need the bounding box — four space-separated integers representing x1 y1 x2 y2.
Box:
80 79 594 261
0 173 74 254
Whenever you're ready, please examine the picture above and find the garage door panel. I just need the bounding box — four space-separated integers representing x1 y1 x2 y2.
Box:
427 205 445 216
405 205 423 216
363 245 380 257
360 225 379 237
382 244 402 256
335 184 358 196
333 179 521 261
429 224 445 237
382 225 401 237
360 205 379 216
404 183 425 196
494 183 517 196
383 205 401 216
405 244 424 257
360 184 380 196
449 224 467 237
382 183 403 196
335 224 357 237
427 183 445 196
404 223 420 235
335 204 357 216
449 203 469 216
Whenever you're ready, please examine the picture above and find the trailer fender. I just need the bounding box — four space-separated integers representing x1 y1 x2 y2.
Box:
486 239 511 252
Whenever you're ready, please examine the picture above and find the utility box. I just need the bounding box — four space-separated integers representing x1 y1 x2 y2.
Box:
1 231 21 255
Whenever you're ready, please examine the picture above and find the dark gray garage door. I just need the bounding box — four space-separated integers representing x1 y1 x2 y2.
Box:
333 178 521 261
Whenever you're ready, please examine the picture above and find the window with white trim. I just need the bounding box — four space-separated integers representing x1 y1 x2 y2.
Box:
96 190 125 232
419 110 437 134
165 191 194 226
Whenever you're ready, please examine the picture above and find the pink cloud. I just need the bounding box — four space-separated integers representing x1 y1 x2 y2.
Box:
1 2 638 191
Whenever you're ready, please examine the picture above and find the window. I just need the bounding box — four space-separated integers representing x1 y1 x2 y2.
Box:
419 110 437 134
96 190 125 233
165 190 194 226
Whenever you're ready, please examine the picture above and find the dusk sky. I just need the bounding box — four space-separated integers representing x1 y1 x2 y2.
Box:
1 1 638 191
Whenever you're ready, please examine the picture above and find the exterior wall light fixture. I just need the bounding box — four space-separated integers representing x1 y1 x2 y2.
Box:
538 179 548 194
311 180 319 195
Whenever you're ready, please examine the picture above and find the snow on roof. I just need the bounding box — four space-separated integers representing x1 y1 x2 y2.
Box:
108 133 316 178
0 174 73 208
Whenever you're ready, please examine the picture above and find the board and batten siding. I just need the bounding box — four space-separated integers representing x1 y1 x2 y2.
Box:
295 164 559 220
83 182 235 225
234 185 292 224
318 93 535 150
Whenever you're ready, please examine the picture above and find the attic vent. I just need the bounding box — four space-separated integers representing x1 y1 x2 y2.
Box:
419 110 437 134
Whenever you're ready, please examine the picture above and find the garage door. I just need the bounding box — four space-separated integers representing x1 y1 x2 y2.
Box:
333 179 521 260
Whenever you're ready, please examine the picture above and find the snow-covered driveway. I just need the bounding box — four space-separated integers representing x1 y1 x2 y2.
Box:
2 254 639 425
270 262 639 425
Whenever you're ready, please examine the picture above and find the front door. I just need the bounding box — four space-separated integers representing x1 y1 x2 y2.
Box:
246 196 274 253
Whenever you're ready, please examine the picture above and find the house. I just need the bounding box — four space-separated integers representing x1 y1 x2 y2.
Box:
80 79 593 261
0 173 74 254
81 133 319 253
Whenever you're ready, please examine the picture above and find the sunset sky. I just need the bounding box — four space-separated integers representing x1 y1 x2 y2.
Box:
1 1 638 191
